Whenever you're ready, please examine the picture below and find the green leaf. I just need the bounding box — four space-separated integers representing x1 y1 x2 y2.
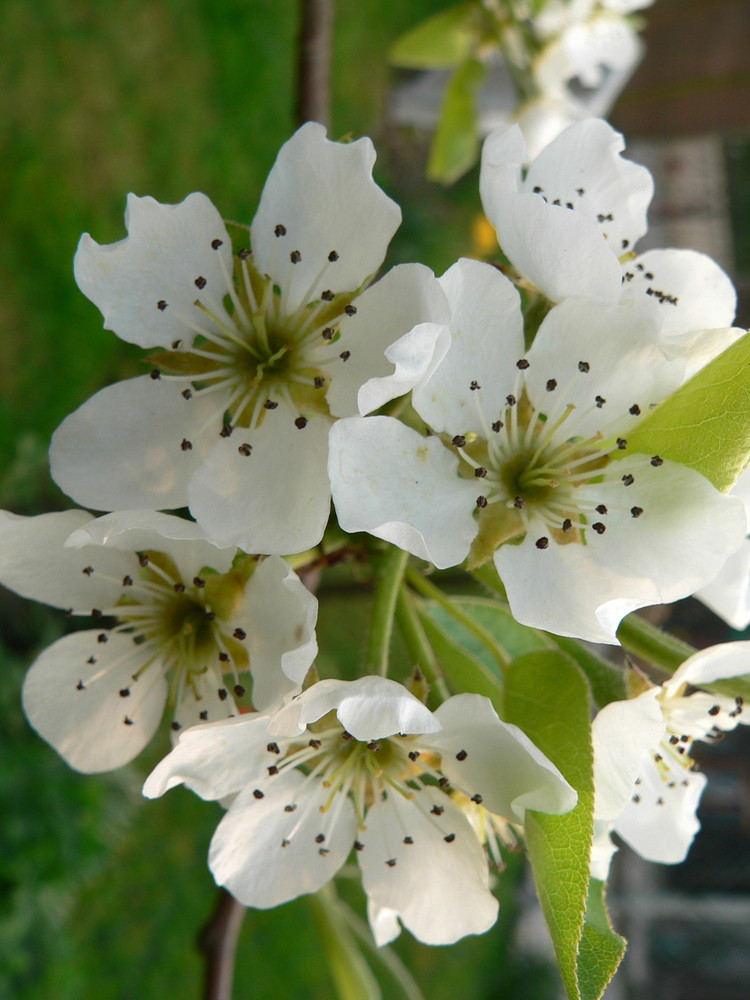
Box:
427 59 485 184
426 596 550 667
418 604 504 714
388 3 481 69
576 881 626 1000
545 634 627 708
504 650 623 1000
622 332 750 491
310 886 382 1000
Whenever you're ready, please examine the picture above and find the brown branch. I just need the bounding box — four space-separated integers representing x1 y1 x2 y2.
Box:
199 888 246 1000
296 0 334 128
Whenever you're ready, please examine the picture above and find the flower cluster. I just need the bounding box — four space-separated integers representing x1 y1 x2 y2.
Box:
4 115 750 964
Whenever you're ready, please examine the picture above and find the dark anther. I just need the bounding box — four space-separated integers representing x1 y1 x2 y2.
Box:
218 652 230 663
295 416 308 429
341 731 354 741
340 350 351 362
87 656 96 665
238 443 253 456
535 537 549 549
595 395 606 407
173 582 185 593
408 750 420 761
566 202 573 210
592 523 606 534
314 376 325 388
630 506 643 518
621 474 635 486
290 250 302 263
123 717 134 726
157 300 168 311
629 404 641 416
514 496 525 509
470 380 480 391
533 186 543 193
354 840 365 851
238 247 251 259
471 794 483 804
91 608 103 619
669 734 679 745
218 688 228 701
516 359 530 370
367 741 380 751
150 369 161 380
452 435 466 448
274 224 287 237
546 379 557 391
438 777 450 788
328 250 339 261
171 721 181 731
650 455 664 467
97 633 108 643
444 833 456 844
506 394 516 406
617 437 627 449
284 804 297 813
181 438 193 451
194 576 205 588
562 518 572 531
321 289 334 301
234 684 245 697
552 199 561 206
456 749 468 761
344 304 357 316
385 859 397 868
308 738 322 749
76 680 85 691
220 424 233 437
622 239 629 249
138 553 149 567
474 467 488 479
264 399 279 410
199 710 208 721
596 504 608 514
632 794 641 803
233 628 247 640
431 805 445 816
403 836 414 845
322 327 335 340
194 276 207 290
267 742 281 755
578 361 590 373
576 187 585 196
476 496 488 509
491 420 503 432
182 389 193 400
252 789 264 800
315 833 326 843
211 238 223 249
82 566 94 576
119 688 130 698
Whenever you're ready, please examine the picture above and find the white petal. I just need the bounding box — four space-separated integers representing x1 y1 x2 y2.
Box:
209 771 357 908
50 375 220 511
497 464 747 643
695 540 750 630
328 416 478 569
22 631 166 773
0 509 130 611
251 123 401 315
412 258 524 436
143 713 275 800
667 641 750 693
75 193 232 348
592 689 665 820
590 820 619 881
620 249 737 346
358 787 498 945
268 676 440 741
429 694 577 819
188 412 331 555
65 510 236 579
613 758 706 864
322 263 450 417
358 322 451 417
367 901 402 947
479 124 528 213
239 556 318 713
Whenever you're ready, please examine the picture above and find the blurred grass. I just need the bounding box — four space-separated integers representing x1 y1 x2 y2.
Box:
0 2 547 998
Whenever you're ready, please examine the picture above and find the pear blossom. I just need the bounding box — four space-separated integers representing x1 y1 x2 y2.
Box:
479 120 741 370
50 123 449 555
328 257 745 643
144 675 576 945
694 467 750 630
0 508 317 773
592 642 750 876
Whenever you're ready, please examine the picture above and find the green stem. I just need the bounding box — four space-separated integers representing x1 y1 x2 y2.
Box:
616 613 696 674
405 567 510 671
395 584 451 702
364 546 409 677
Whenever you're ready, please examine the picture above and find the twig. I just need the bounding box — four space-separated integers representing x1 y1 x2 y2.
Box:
296 0 334 128
199 889 246 1000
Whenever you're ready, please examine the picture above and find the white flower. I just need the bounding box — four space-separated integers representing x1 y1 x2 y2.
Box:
0 509 317 773
694 467 750 630
592 642 750 875
50 123 448 555
329 257 745 642
144 675 576 945
479 120 740 369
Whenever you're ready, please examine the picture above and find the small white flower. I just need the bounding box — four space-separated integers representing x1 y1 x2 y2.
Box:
144 676 576 946
0 509 317 772
329 257 745 642
479 120 740 369
50 123 448 554
592 642 750 875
